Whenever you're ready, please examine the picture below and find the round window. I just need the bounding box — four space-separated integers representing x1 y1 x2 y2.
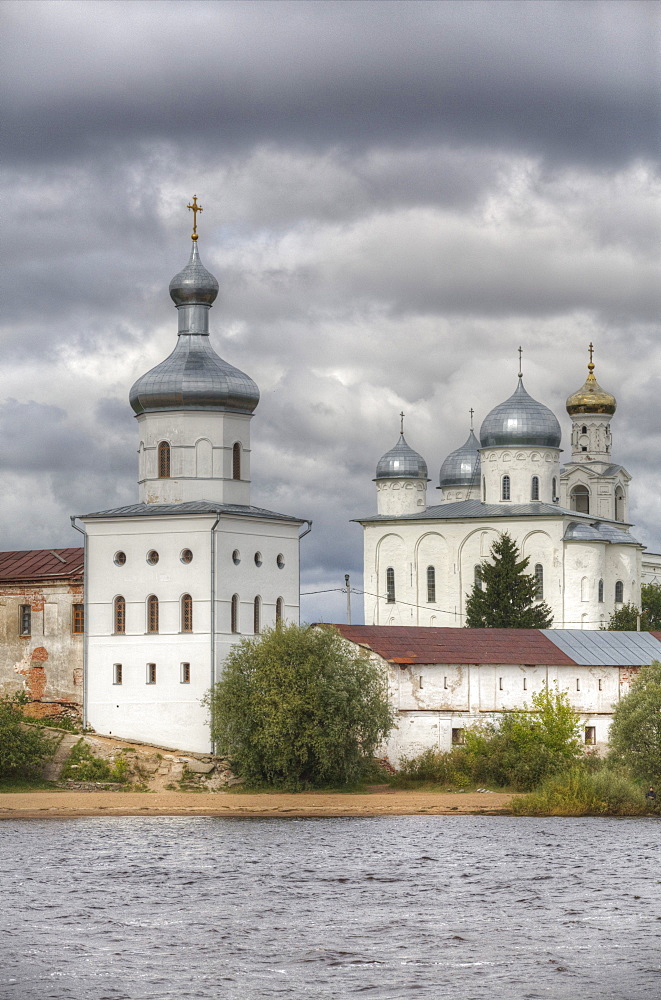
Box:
232 549 241 566
180 549 193 564
146 550 159 565
254 552 263 567
114 551 126 566
276 553 285 569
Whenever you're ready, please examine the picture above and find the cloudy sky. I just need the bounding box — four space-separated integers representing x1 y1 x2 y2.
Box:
1 0 660 623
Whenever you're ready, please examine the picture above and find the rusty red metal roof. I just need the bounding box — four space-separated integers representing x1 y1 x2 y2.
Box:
0 548 84 583
326 625 577 665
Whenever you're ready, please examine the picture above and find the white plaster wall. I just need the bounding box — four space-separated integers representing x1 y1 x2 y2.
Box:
376 478 427 516
137 409 252 505
569 413 613 462
642 553 661 585
481 447 560 505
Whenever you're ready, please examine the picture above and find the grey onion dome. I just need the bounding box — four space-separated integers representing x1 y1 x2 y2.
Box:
169 241 219 305
375 434 428 480
439 429 481 488
479 378 561 448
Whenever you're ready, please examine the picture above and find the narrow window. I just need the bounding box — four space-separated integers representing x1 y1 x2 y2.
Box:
523 677 527 691
276 553 285 569
531 475 539 501
576 678 580 691
598 579 604 603
386 567 395 603
570 485 590 514
499 677 503 691
19 604 32 636
231 594 239 633
534 564 544 600
581 425 588 435
615 580 624 604
584 726 596 746
598 678 603 692
113 663 123 685
275 596 284 624
181 594 193 632
146 663 156 684
72 603 85 634
232 442 241 480
253 596 261 634
181 662 191 684
482 475 486 501
113 596 126 635
427 566 436 603
158 441 170 479
419 675 423 689
615 486 625 522
147 595 159 633
444 675 448 690
552 476 557 500
254 552 263 567
474 564 482 591
452 728 465 745
501 475 510 501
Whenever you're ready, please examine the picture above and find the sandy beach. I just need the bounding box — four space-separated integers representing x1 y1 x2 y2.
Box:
0 789 517 820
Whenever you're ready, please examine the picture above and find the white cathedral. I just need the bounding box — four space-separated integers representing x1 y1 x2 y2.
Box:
73 221 308 753
359 352 661 630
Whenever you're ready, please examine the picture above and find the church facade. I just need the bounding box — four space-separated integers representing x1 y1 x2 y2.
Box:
358 352 661 630
73 220 308 752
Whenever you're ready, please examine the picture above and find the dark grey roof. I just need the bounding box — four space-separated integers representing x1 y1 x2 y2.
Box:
355 498 586 522
480 378 561 449
79 501 304 524
439 430 481 488
375 434 428 481
562 461 625 478
563 521 641 545
544 629 661 666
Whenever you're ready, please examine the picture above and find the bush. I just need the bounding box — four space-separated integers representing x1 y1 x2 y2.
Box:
511 767 655 816
60 739 129 783
206 623 394 789
393 747 474 788
608 661 661 780
0 695 57 779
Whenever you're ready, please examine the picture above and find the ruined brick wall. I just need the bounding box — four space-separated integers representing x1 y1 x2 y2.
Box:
0 580 83 716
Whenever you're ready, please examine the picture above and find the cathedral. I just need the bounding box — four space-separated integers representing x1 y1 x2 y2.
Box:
358 351 661 630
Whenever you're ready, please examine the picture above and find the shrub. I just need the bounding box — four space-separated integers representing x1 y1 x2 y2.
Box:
394 747 473 788
60 739 129 783
0 695 57 779
608 661 661 780
511 768 654 816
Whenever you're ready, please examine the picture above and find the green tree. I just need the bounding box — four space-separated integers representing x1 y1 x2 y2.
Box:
608 661 661 780
604 602 645 630
206 623 394 789
642 583 661 629
604 585 661 631
0 694 57 779
465 532 553 628
463 685 583 790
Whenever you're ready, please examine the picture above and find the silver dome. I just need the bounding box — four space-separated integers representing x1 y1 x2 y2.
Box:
439 429 481 487
169 242 219 305
480 378 561 449
375 434 428 480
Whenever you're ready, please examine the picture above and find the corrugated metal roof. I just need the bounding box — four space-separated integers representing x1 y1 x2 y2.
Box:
80 501 304 523
0 548 84 583
326 625 661 667
354 499 596 523
543 629 661 666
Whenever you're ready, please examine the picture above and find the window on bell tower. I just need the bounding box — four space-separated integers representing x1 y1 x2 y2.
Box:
501 475 510 501
158 441 171 478
232 443 241 480
570 485 590 514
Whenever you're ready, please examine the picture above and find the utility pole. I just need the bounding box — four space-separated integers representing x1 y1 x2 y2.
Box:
345 574 351 625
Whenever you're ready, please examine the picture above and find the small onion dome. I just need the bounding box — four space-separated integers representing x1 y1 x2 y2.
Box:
130 337 259 415
375 434 428 480
169 241 219 306
480 378 561 449
439 429 481 488
566 359 616 416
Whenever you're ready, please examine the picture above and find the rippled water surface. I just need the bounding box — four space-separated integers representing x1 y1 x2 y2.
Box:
1 815 659 999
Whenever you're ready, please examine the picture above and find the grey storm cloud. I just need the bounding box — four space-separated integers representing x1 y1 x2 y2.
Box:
1 0 660 624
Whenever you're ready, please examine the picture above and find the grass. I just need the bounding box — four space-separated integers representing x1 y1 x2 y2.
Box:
511 768 660 817
0 776 60 793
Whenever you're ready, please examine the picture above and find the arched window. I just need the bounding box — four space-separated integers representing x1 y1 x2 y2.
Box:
598 579 604 603
231 594 239 633
581 425 588 435
232 442 241 480
427 566 436 603
181 594 193 632
474 564 483 591
386 567 395 603
114 596 126 634
158 441 170 479
501 475 510 501
253 596 261 634
531 476 539 501
552 477 557 500
534 564 543 600
147 595 159 633
570 485 590 514
615 580 624 604
275 597 284 624
614 486 625 522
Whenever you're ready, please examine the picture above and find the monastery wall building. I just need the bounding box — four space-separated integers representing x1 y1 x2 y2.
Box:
358 352 661 630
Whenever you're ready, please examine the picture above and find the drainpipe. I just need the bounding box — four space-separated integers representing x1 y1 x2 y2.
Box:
70 516 88 729
297 521 312 626
209 512 221 753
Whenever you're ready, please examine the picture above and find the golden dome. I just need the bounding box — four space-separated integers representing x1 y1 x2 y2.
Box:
566 344 616 416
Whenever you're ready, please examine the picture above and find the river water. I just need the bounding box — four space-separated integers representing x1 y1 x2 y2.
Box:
1 815 659 999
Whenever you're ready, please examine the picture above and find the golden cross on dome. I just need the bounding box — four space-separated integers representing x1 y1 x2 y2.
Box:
187 195 203 241
400 411 405 435
518 345 523 378
588 341 595 372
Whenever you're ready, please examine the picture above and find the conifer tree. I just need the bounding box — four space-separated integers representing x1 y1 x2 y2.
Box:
465 532 553 628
